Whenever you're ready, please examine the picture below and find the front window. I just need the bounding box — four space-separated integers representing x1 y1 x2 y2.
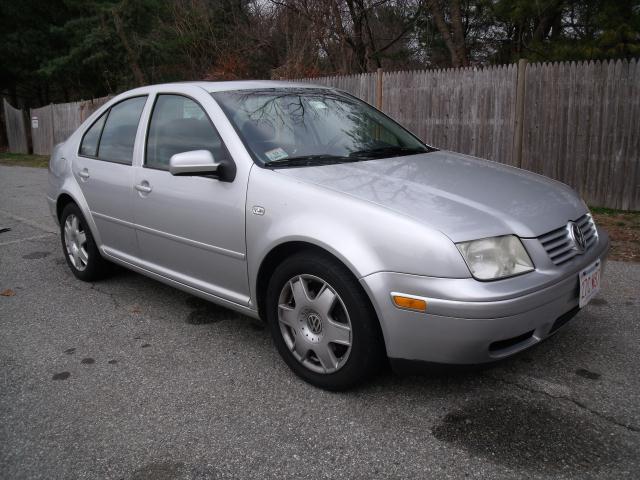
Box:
212 88 433 167
145 94 228 171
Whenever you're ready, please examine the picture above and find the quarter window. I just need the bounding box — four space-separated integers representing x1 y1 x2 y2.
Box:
79 113 107 157
145 94 227 170
96 96 147 164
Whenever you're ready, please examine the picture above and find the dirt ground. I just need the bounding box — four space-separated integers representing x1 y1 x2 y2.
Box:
592 208 640 262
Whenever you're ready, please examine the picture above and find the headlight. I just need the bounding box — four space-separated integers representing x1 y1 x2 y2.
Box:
456 235 534 280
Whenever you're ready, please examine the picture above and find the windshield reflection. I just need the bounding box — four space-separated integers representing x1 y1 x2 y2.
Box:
212 88 432 166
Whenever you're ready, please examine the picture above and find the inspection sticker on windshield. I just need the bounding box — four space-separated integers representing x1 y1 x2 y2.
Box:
579 258 601 308
309 100 328 110
265 147 289 161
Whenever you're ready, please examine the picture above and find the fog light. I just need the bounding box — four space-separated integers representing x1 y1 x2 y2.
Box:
391 293 427 312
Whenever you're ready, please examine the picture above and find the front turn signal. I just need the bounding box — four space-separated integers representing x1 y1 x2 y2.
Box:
391 294 427 312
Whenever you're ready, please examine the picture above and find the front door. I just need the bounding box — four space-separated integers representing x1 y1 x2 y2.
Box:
132 93 249 306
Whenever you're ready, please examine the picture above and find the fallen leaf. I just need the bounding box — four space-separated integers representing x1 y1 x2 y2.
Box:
0 289 16 297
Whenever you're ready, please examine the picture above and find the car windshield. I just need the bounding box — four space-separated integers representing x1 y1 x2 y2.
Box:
212 88 433 167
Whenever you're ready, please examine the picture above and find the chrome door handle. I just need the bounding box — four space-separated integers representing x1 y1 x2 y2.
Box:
135 183 152 194
78 169 90 179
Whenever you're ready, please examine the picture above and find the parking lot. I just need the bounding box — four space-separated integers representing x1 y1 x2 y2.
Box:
1 164 639 479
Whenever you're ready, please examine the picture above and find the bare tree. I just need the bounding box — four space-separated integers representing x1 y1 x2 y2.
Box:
423 0 469 67
268 0 421 74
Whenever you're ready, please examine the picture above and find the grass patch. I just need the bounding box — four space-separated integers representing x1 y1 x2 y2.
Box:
0 152 49 168
590 206 640 262
590 206 639 215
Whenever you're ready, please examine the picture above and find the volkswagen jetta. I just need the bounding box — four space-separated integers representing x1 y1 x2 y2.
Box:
47 81 609 390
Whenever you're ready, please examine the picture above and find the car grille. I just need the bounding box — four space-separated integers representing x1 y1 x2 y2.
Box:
538 213 598 266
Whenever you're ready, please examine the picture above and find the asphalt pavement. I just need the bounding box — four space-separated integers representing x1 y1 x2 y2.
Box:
1 164 639 479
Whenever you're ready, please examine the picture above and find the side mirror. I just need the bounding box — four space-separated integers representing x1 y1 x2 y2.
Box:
169 150 220 176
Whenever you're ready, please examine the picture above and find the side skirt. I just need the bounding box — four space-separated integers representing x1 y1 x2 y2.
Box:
102 249 261 320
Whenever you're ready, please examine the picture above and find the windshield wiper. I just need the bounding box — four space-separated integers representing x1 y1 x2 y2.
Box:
265 154 359 168
348 146 431 159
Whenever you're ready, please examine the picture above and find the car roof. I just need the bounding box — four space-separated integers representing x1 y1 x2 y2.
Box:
143 80 332 93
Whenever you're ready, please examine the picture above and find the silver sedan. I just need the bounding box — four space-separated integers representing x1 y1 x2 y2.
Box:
47 81 609 390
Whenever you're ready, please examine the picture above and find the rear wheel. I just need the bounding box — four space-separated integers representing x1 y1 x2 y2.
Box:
266 252 384 390
60 203 110 281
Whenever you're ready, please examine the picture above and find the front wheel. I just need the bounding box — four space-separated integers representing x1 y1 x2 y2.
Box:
266 252 384 390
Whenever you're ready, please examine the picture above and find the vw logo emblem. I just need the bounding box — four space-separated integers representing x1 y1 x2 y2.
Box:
568 221 586 253
307 313 323 334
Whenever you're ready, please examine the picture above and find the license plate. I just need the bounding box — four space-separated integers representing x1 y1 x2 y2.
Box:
579 259 601 308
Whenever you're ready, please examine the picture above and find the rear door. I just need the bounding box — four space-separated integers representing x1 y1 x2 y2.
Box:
132 90 250 306
73 96 148 257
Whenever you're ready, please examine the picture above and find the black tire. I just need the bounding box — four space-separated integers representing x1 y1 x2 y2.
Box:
266 251 384 390
59 203 110 282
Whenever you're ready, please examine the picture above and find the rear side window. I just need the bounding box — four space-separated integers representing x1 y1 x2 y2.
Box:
145 94 227 170
79 113 107 157
97 96 147 164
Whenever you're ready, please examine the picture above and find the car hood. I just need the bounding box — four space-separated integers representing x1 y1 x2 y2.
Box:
275 151 587 242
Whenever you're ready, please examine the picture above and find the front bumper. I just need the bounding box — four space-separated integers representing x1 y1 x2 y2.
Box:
360 230 609 364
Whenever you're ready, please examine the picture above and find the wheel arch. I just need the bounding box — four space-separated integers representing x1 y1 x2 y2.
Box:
255 241 386 351
56 193 76 221
54 189 103 247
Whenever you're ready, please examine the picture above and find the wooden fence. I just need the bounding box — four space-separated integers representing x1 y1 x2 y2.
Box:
296 59 640 211
521 61 640 211
3 59 639 209
296 73 378 105
382 65 519 167
30 96 111 155
3 98 29 154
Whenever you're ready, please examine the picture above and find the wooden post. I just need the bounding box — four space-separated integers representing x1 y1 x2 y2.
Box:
49 103 55 151
513 58 528 168
375 67 383 110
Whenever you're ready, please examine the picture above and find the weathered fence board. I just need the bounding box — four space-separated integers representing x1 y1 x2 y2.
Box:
522 59 640 211
382 65 518 165
30 95 112 156
3 98 28 154
80 96 112 122
296 73 377 105
52 101 83 145
296 59 639 210
30 105 54 155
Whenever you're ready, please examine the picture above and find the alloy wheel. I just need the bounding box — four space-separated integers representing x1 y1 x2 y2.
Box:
63 214 89 271
277 274 352 374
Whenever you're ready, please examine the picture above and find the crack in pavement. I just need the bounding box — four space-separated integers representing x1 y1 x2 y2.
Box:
487 373 640 433
0 208 57 234
88 282 177 326
89 283 125 310
0 233 55 247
